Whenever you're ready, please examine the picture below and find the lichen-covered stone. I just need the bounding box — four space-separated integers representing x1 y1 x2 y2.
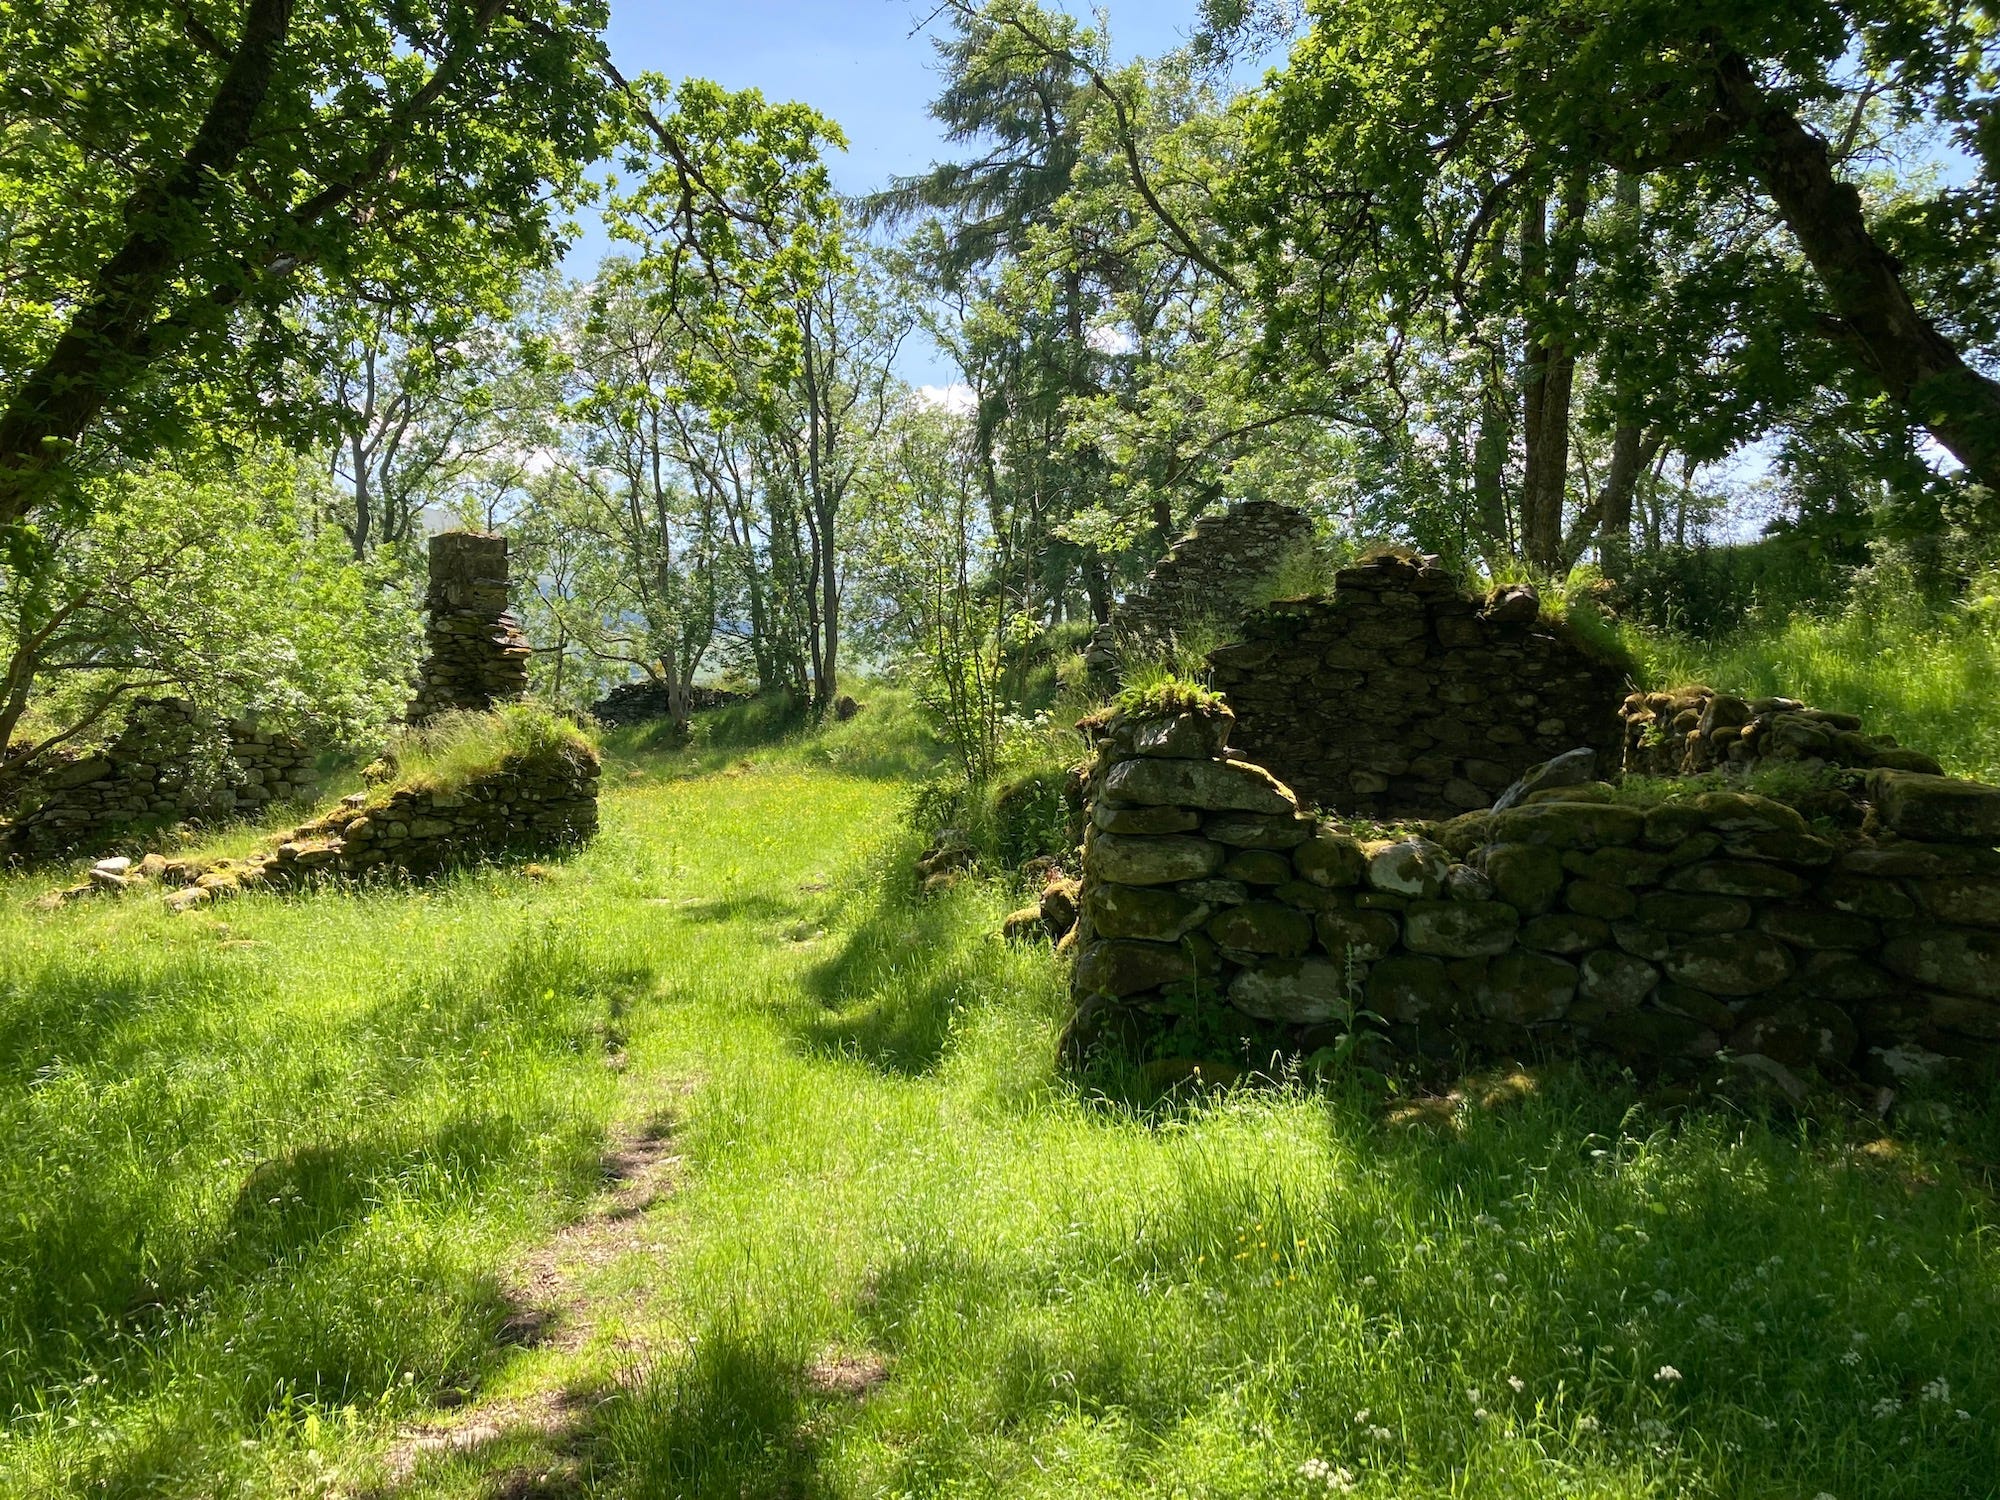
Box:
1909 877 2000 927
1292 830 1367 888
1315 908 1401 962
1469 953 1577 1023
1222 848 1295 885
1663 933 1796 995
1073 939 1199 998
1207 902 1315 956
1364 837 1451 898
1638 891 1753 934
1102 755 1297 814
1482 842 1566 915
1230 957 1347 1022
1731 998 1857 1068
1755 904 1878 950
1365 955 1457 1022
1402 899 1520 958
1202 811 1313 849
1086 882 1211 942
1579 949 1659 1009
1093 803 1201 836
1131 709 1235 761
1882 928 2000 999
1519 913 1611 955
1566 879 1637 920
1085 833 1224 886
1664 860 1808 899
1870 770 2000 844
1488 802 1646 849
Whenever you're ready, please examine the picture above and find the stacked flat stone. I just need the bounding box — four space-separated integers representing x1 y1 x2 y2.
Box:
1622 686 1944 779
406 531 532 724
1207 553 1629 820
1084 500 1316 670
1 699 316 862
1063 704 2000 1086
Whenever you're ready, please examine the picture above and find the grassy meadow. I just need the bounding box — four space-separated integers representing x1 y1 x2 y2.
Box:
0 686 1997 1498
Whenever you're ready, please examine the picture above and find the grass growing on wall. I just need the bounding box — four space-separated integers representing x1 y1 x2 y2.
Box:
0 695 1996 1498
370 703 599 801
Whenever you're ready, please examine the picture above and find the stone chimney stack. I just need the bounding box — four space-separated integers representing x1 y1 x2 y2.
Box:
406 531 532 723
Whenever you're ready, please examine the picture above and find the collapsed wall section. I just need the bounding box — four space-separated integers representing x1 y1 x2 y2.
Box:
1208 554 1629 820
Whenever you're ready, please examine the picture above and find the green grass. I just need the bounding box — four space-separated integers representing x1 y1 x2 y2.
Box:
370 704 598 801
1623 588 2000 784
1 688 1998 1497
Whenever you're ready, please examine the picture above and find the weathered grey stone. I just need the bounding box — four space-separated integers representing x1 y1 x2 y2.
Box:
1755 904 1878 950
1222 847 1295 885
1314 908 1401 962
1870 770 2000 844
1073 939 1199 998
1230 958 1348 1022
1693 791 1810 837
1469 952 1577 1023
1578 949 1659 1010
1365 837 1451 898
1909 876 2000 927
1490 747 1597 813
1202 811 1313 849
1795 951 1895 1003
1519 913 1611 956
1445 864 1495 902
1131 709 1235 761
1102 755 1298 814
1094 803 1201 836
1637 891 1752 934
1882 928 2000 999
1664 860 1808 899
1732 998 1857 1068
1086 882 1211 942
1663 934 1796 996
1565 879 1637 920
1292 830 1367 888
1365 955 1457 1022
1482 842 1566 915
1207 902 1315 956
1085 833 1225 886
1487 801 1645 849
1403 899 1521 958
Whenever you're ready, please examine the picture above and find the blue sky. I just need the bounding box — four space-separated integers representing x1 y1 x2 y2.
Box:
581 1 1218 383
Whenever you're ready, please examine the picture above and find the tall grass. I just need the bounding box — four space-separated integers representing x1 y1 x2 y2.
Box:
1622 580 2000 783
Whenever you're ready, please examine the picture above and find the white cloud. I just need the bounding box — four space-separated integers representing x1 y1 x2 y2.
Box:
912 382 977 415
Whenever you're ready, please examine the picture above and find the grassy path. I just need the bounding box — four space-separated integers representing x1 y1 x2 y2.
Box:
2 711 1999 1498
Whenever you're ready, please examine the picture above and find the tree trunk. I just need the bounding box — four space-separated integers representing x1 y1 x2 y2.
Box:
1518 176 1587 575
0 0 298 533
1718 54 2000 491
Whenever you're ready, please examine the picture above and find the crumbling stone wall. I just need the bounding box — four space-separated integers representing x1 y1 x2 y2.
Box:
1062 704 2000 1087
590 680 748 728
2 699 316 862
1084 500 1316 671
1207 554 1629 819
406 532 531 723
1623 686 1946 779
57 742 601 911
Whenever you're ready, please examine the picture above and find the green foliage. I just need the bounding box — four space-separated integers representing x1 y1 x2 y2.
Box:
1112 674 1227 718
370 704 597 802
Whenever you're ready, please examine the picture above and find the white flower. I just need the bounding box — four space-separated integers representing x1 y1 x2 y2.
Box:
1872 1397 1902 1419
1840 1350 1862 1367
1921 1377 1951 1404
1576 1414 1600 1433
1492 1271 1509 1286
1654 1365 1682 1384
1507 1375 1526 1394
1359 1275 1378 1288
1473 1407 1490 1422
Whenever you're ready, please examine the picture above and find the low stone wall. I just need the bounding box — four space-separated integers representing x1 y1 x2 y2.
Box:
2 699 316 862
53 742 601 910
590 680 750 728
1623 686 1945 779
1063 704 2000 1086
1207 554 1629 820
1084 500 1315 671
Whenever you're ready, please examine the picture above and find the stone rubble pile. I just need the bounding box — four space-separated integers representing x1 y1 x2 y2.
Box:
1084 500 1316 672
1061 702 2000 1086
1623 686 1945 779
2 699 315 862
406 531 532 724
1208 553 1628 820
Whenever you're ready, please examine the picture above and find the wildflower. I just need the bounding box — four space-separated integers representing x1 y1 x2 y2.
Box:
1652 1288 1673 1305
1872 1397 1901 1419
1354 1410 1370 1425
1654 1365 1682 1384
1492 1271 1509 1286
1576 1414 1600 1433
1507 1375 1525 1394
1840 1350 1862 1367
1368 1424 1392 1442
1921 1377 1951 1405
1473 1407 1490 1422
1359 1275 1378 1288
1467 1388 1482 1403
1297 1458 1357 1493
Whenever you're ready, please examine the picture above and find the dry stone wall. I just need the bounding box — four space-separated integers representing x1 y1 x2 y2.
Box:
2 699 316 862
1207 554 1629 820
1084 501 1315 671
406 531 532 723
1063 704 2000 1087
